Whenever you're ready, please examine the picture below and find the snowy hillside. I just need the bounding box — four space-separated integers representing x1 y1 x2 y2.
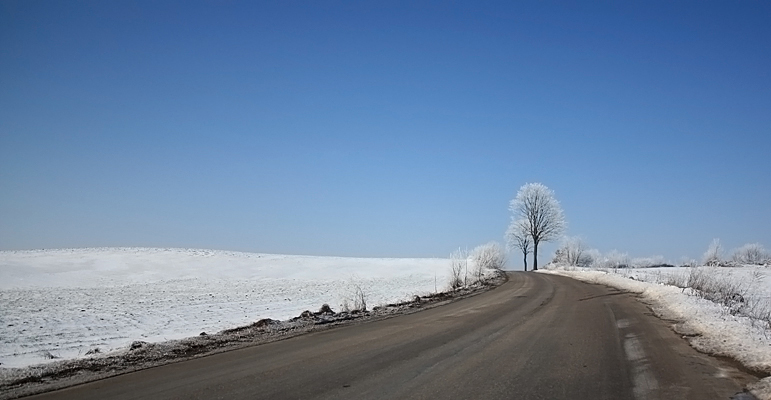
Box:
0 248 452 368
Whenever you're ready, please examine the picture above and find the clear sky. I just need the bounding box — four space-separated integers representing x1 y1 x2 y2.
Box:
1 1 769 265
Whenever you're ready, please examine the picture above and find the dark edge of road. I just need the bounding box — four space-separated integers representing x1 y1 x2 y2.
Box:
0 272 509 400
543 271 771 391
588 275 771 379
635 293 770 380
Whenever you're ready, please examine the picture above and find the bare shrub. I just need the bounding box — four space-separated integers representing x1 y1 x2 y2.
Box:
650 269 687 289
352 284 367 312
702 239 723 267
341 279 368 312
449 248 468 289
745 296 771 331
553 236 588 267
742 271 771 330
630 256 666 268
630 266 770 331
685 267 760 316
85 348 101 356
471 242 506 283
732 243 769 265
686 267 708 292
594 250 630 269
318 304 334 315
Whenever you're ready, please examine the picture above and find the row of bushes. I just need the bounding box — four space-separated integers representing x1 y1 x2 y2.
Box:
703 240 770 267
550 237 770 269
645 267 771 331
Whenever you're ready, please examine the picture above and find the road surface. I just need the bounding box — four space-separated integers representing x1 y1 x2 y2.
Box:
23 272 757 400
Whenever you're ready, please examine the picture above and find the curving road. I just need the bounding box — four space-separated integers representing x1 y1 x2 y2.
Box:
23 272 757 400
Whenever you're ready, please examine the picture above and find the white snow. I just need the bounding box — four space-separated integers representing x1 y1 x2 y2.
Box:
0 248 452 369
540 265 771 399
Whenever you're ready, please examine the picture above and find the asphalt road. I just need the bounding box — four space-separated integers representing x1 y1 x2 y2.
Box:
24 272 757 400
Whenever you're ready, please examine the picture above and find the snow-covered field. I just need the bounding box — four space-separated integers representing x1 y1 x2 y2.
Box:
540 265 771 398
0 248 452 369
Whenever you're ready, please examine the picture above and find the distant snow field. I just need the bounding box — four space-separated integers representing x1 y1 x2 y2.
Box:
0 248 452 369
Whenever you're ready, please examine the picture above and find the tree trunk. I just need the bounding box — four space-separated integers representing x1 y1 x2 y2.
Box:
522 251 528 272
533 242 539 271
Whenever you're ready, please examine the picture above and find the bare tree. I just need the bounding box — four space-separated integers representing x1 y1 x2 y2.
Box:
702 239 722 266
509 183 566 271
506 219 532 271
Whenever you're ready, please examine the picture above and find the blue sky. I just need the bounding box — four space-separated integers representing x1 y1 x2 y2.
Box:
1 1 769 265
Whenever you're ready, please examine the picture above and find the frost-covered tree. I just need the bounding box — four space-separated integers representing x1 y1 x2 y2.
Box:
595 250 630 269
505 218 532 271
732 243 769 265
552 237 594 268
509 183 566 271
471 242 506 281
559 236 586 267
583 248 601 267
702 239 722 266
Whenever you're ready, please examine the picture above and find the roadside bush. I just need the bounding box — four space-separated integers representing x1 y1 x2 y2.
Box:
449 248 467 290
732 243 770 265
626 266 771 332
599 251 771 331
594 250 630 269
352 284 367 312
341 279 368 312
553 237 593 268
647 269 687 289
683 267 767 317
686 267 709 292
471 242 505 282
744 293 771 331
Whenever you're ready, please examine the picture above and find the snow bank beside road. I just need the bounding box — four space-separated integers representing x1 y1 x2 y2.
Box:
540 267 771 398
0 248 452 368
